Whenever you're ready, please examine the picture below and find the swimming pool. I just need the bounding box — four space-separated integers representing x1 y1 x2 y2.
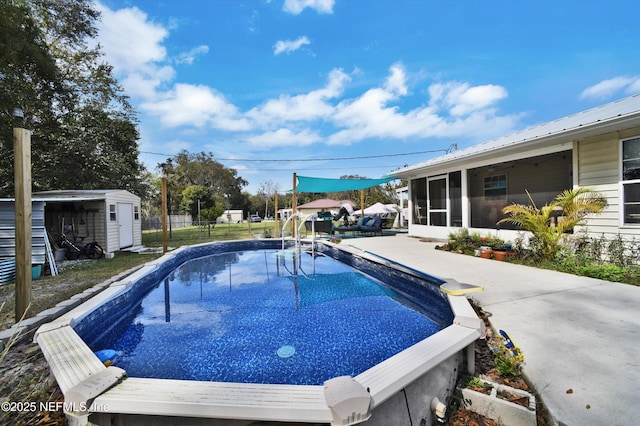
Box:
36 239 484 426
86 248 444 385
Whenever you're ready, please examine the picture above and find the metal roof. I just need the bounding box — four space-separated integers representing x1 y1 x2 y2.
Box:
31 189 139 202
32 190 119 200
392 93 640 176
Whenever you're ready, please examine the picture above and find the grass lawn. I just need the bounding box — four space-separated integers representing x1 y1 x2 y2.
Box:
1 220 285 330
0 219 294 425
0 253 162 331
143 220 283 246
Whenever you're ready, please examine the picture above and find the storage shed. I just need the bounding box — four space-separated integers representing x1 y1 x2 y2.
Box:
216 210 244 224
33 190 142 258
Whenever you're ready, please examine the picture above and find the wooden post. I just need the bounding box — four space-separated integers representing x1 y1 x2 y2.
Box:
360 189 365 215
291 173 297 238
14 128 32 321
161 177 168 254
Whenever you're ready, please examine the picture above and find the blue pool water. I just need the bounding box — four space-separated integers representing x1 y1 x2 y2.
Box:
89 248 444 385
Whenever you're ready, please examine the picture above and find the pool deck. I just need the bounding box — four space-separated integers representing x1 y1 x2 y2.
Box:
346 234 640 426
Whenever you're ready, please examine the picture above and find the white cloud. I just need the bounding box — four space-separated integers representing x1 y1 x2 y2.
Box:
245 128 321 147
247 68 350 125
629 79 640 93
273 36 311 55
384 63 408 96
94 1 179 103
162 138 193 153
121 66 176 99
176 45 210 65
579 76 640 100
429 82 508 116
95 1 519 152
142 83 251 131
327 66 514 145
283 0 335 15
94 3 168 73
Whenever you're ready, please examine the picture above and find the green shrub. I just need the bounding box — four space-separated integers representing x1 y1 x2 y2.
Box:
578 263 627 282
499 188 607 261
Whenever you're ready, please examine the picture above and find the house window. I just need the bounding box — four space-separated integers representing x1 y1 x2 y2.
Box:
483 175 507 200
134 206 140 220
109 204 117 221
622 137 640 225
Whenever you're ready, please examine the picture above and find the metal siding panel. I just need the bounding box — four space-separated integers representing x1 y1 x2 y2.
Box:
0 201 47 265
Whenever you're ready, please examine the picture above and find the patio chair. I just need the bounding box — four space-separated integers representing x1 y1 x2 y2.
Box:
358 216 383 236
335 216 368 238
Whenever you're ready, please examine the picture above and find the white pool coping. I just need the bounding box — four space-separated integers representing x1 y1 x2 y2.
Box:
35 243 484 424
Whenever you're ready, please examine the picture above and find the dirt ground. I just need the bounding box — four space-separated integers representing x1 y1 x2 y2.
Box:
0 258 149 425
0 331 66 425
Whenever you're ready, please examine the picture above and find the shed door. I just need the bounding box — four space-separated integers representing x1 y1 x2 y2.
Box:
118 203 134 248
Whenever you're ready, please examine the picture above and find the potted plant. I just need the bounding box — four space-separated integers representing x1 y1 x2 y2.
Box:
479 247 493 259
492 244 508 261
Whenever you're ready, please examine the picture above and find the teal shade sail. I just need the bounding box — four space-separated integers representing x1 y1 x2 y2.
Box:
294 175 396 193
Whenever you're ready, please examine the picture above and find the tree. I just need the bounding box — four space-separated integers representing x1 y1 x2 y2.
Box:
257 179 279 219
498 188 608 260
0 0 147 197
140 171 162 217
247 193 266 218
326 175 398 206
180 185 214 219
157 151 248 215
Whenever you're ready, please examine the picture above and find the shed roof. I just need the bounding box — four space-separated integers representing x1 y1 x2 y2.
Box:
393 93 640 177
32 189 138 202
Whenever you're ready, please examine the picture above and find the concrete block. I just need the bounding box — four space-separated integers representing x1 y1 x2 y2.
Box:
461 378 536 426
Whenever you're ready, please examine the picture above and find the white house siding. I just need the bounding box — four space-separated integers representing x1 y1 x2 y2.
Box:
577 127 640 240
91 201 108 252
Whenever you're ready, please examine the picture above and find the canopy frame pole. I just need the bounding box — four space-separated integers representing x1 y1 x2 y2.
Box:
274 191 279 238
291 173 297 238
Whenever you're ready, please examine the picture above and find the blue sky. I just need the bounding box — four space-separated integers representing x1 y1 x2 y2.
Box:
95 0 640 194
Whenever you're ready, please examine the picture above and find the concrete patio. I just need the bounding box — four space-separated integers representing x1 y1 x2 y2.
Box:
346 233 640 426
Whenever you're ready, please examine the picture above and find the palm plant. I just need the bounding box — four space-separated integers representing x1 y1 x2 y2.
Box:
498 188 608 260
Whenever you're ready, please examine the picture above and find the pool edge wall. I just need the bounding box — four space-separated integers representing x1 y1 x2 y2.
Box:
35 239 484 426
